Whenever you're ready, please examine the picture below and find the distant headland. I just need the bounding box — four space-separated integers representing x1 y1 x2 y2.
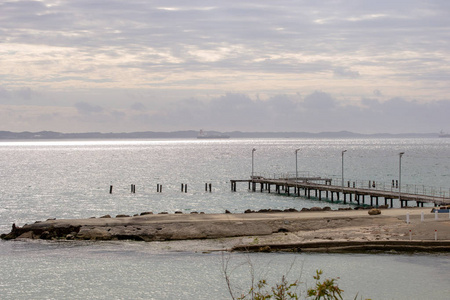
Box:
0 130 439 140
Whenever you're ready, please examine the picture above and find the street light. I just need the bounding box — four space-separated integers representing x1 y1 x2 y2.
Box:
341 150 347 189
295 148 300 181
252 148 256 179
399 152 405 204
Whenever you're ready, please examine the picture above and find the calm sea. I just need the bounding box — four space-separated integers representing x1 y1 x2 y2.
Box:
0 138 449 299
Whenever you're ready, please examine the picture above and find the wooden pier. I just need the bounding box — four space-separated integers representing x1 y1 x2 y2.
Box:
230 177 450 208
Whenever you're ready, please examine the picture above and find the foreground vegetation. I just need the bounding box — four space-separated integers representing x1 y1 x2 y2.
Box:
223 255 370 300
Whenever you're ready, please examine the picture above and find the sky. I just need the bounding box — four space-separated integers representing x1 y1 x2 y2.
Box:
1 0 450 134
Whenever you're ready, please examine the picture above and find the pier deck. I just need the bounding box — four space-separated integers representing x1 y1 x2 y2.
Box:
230 177 450 208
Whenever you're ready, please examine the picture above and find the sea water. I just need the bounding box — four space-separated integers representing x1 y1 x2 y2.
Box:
0 138 449 299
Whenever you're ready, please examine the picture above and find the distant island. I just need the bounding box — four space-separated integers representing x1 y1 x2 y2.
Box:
0 130 439 140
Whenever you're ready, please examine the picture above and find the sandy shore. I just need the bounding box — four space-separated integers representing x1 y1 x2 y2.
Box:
2 208 450 252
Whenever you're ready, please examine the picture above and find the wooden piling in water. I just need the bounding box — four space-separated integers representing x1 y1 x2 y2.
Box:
109 185 113 194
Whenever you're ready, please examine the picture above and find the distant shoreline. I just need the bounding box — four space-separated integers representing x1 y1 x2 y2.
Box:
0 130 440 140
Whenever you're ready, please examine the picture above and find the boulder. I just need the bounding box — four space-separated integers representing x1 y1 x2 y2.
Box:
368 208 381 215
17 231 34 239
116 214 130 218
284 208 298 212
310 207 323 211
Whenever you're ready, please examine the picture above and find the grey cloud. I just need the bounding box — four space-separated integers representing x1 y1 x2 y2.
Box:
142 92 449 133
130 102 147 111
303 92 336 110
74 102 103 114
333 67 360 78
0 86 39 102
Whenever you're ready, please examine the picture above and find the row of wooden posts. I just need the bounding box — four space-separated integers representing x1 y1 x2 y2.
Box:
109 183 213 194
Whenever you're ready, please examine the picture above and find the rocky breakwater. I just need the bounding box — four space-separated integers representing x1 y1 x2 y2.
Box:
2 208 384 242
3 207 449 253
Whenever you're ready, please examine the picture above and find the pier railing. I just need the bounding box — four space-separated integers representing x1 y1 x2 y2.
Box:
252 172 450 201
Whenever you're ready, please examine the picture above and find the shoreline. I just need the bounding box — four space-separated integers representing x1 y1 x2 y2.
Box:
2 208 449 253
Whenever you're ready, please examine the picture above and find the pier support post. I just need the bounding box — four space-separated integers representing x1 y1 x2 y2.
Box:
109 185 113 194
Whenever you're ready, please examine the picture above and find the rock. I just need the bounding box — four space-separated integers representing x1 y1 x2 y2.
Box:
284 208 298 212
66 234 75 240
174 211 183 214
140 212 153 216
100 215 111 218
40 231 52 239
301 208 310 212
17 231 34 239
244 209 254 213
159 212 168 214
116 214 130 218
225 210 231 214
76 228 112 240
322 206 332 211
310 207 323 211
190 212 198 214
368 208 381 215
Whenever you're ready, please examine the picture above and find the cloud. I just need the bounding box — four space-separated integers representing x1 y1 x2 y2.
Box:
74 102 103 114
1 1 450 133
333 67 360 78
130 102 147 111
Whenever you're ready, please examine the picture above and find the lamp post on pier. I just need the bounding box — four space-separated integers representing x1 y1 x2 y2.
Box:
251 148 256 180
341 150 347 190
399 152 405 205
295 148 300 181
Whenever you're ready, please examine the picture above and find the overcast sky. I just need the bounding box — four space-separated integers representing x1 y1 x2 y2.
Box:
1 0 449 133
